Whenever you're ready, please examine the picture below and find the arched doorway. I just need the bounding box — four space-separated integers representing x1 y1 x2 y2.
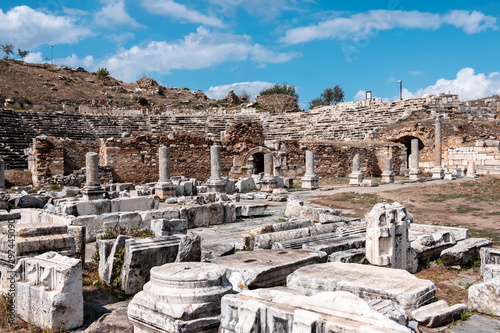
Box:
251 152 265 174
394 136 425 166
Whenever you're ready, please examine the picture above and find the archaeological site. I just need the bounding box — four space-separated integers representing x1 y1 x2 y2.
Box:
0 59 499 333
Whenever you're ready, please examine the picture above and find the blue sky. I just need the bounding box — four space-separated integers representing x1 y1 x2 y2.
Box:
1 0 499 108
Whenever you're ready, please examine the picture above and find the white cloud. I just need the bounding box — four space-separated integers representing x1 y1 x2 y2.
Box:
443 10 498 34
205 81 274 100
98 27 297 82
408 71 423 76
62 7 90 17
94 0 143 28
24 51 43 63
413 68 500 101
282 10 497 44
56 54 96 70
0 6 93 49
141 0 224 28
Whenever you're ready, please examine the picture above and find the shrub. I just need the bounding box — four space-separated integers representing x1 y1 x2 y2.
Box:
259 83 298 100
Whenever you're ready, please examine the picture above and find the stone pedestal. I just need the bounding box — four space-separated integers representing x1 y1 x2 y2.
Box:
206 145 227 193
0 158 9 210
409 139 422 181
465 161 478 179
128 262 232 333
432 167 445 179
381 156 395 183
82 152 104 201
14 252 83 330
260 153 277 192
348 154 364 185
301 150 319 190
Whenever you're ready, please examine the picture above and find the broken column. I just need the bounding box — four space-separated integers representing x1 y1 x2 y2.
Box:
154 146 176 199
465 161 478 179
381 156 395 183
0 158 9 210
301 150 319 190
409 139 422 181
206 144 228 193
260 153 278 192
365 202 415 272
82 152 105 201
14 252 83 330
432 118 445 179
348 153 364 185
128 262 232 333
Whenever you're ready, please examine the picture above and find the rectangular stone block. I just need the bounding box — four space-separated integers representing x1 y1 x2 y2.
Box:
287 262 435 313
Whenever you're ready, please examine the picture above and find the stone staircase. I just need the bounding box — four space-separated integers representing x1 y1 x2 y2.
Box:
0 110 37 169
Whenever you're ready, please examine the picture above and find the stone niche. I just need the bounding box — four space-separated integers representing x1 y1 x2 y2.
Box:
128 262 232 333
365 202 416 272
14 252 83 330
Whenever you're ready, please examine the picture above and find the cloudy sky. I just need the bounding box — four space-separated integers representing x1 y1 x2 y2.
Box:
1 0 499 108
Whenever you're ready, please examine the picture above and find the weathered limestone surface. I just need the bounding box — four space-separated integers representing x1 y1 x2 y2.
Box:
179 202 236 228
348 153 365 185
409 139 422 181
432 118 445 179
366 202 415 272
410 223 468 242
236 204 268 217
82 152 105 201
151 218 188 237
14 252 83 330
302 234 366 255
212 249 327 292
381 156 395 183
328 249 366 263
285 195 341 222
301 150 319 190
155 146 176 200
206 145 228 193
287 262 435 313
465 161 478 179
260 153 278 192
411 300 467 328
468 276 500 316
59 196 160 216
480 247 500 280
219 288 411 333
411 231 456 263
128 262 232 333
0 222 76 289
440 238 492 266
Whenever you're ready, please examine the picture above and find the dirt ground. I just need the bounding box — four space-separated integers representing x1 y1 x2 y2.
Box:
312 175 500 245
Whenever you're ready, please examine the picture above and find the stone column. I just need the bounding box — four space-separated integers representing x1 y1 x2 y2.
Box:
158 146 170 182
409 139 422 181
465 161 478 179
381 156 395 183
0 158 9 210
155 146 176 199
82 152 104 201
206 145 227 193
301 150 319 189
432 118 444 179
348 153 365 185
260 153 278 192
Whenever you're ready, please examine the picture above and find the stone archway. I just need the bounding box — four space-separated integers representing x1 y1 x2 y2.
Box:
229 146 272 179
393 135 425 167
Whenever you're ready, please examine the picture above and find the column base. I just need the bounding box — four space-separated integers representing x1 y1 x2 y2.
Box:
82 186 105 201
260 177 278 192
432 167 445 179
301 175 319 190
0 190 9 210
381 171 395 183
154 182 176 200
444 172 456 180
348 173 364 185
206 179 228 193
409 169 422 181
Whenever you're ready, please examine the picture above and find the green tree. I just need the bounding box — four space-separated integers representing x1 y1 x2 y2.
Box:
308 85 345 109
17 48 29 61
96 67 110 84
1 43 14 59
259 83 299 100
